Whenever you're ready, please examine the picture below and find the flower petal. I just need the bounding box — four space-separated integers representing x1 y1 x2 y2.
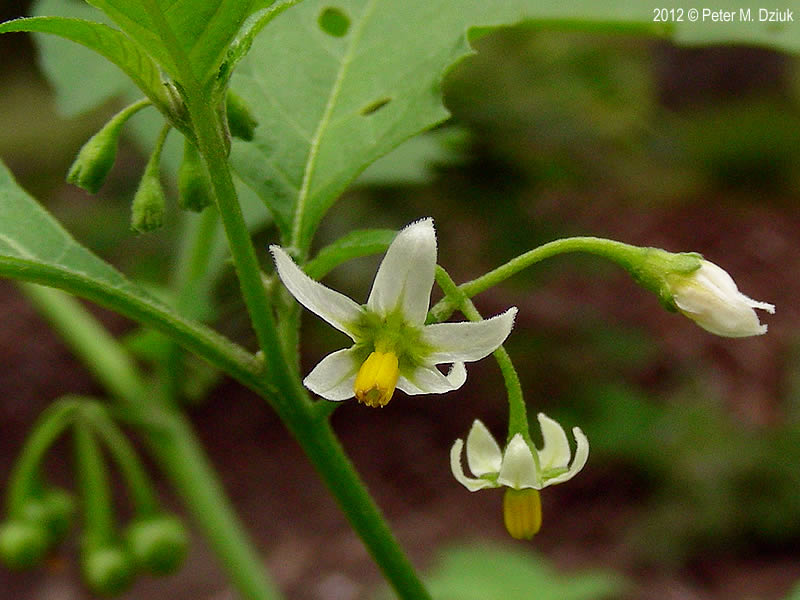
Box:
366 218 436 325
536 413 571 471
396 362 466 395
541 426 589 487
465 420 503 477
672 260 774 338
450 439 497 491
422 308 517 364
271 245 364 339
497 434 540 490
303 348 360 401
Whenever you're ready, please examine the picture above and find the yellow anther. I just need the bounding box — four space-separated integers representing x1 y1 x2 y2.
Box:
503 488 542 540
353 351 399 407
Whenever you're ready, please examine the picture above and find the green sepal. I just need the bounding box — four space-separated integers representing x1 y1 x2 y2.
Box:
0 520 50 570
629 248 704 312
81 544 136 597
124 515 189 576
226 89 257 141
178 138 213 212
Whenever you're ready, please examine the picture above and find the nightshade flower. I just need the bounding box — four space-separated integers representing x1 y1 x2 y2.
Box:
450 414 588 539
667 259 775 337
270 218 516 406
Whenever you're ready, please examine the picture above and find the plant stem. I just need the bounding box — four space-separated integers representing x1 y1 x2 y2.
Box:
434 267 532 446
20 283 283 600
430 236 648 322
183 82 433 600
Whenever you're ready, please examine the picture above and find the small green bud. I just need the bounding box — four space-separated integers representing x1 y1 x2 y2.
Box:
0 520 49 569
81 545 136 597
66 99 151 193
131 163 166 233
178 139 213 212
125 515 189 576
21 488 76 545
226 89 258 141
67 120 124 194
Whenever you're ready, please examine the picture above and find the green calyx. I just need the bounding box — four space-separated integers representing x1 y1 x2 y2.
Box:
351 309 434 374
628 248 703 312
124 515 189 576
20 488 76 545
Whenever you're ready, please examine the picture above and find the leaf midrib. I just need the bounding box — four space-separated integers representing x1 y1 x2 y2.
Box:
290 0 380 253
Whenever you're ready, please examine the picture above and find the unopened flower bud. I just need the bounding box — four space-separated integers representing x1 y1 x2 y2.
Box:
0 520 49 569
667 259 775 337
131 159 166 233
226 89 257 141
67 100 150 193
81 545 136 597
125 515 188 576
178 139 213 212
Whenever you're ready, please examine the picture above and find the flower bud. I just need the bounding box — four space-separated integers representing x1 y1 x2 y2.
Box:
81 545 136 596
131 163 166 233
178 139 213 212
67 119 124 194
124 515 189 576
667 259 775 337
0 520 49 569
21 488 76 545
226 89 257 141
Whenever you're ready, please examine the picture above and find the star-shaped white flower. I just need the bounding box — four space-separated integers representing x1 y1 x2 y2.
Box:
270 218 517 406
450 414 588 492
667 259 775 337
450 414 589 539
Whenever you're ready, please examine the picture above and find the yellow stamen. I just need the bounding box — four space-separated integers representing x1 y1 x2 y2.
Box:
503 488 542 540
353 351 399 408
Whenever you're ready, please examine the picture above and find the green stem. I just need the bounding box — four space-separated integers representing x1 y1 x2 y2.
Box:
430 236 648 322
74 417 114 547
20 284 283 600
182 69 432 600
82 403 161 516
6 399 80 516
434 267 532 448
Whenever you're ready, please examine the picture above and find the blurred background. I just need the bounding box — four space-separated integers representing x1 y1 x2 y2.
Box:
1 1 800 599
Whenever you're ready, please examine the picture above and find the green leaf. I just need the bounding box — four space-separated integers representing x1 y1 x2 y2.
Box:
84 0 260 83
0 160 259 391
0 16 169 111
374 543 625 600
304 228 396 279
355 128 467 187
230 1 649 252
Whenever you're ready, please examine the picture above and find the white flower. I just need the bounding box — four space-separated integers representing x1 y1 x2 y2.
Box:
270 218 517 406
450 414 588 539
450 414 589 492
668 260 775 337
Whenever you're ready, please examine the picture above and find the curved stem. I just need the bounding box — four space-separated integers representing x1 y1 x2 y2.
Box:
434 267 533 452
430 236 647 322
19 284 283 600
74 417 114 547
6 399 80 516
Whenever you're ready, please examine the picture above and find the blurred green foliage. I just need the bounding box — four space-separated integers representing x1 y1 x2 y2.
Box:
375 544 625 600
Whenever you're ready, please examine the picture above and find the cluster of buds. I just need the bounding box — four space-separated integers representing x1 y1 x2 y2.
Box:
0 399 188 596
